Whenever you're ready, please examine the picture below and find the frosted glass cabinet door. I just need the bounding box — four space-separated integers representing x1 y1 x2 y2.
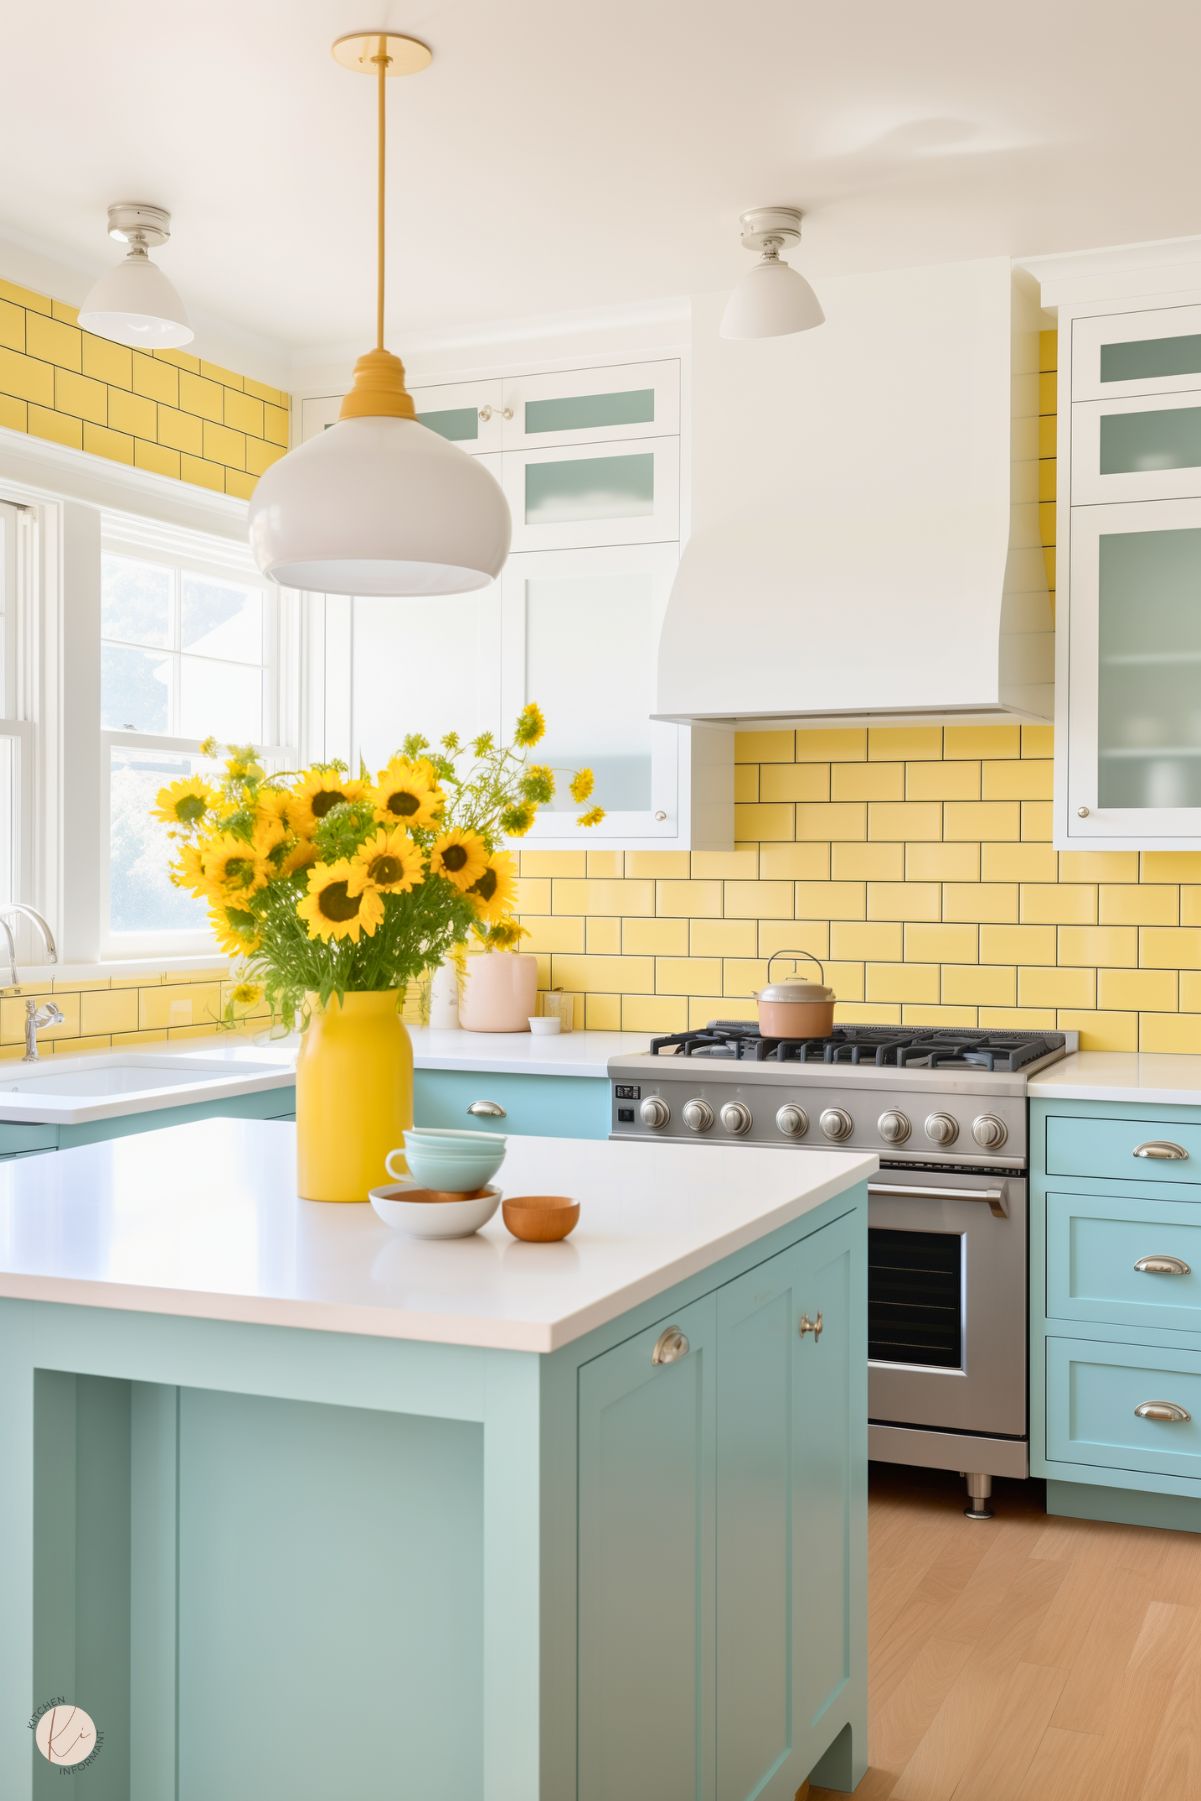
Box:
502 440 680 551
299 380 503 450
1072 393 1201 503
1067 497 1201 840
1073 306 1201 402
500 360 680 450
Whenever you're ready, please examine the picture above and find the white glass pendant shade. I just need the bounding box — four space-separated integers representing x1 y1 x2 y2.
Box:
248 414 512 595
720 256 825 340
78 248 193 349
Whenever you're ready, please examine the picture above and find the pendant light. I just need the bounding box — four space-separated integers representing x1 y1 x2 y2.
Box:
78 204 193 350
720 207 825 340
249 32 511 596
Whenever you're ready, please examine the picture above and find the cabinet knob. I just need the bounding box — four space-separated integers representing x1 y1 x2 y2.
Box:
1134 1400 1191 1424
477 404 514 422
1077 805 1090 818
798 1312 824 1340
654 810 668 822
651 1326 689 1365
467 1099 507 1119
1133 1140 1189 1161
1134 1254 1192 1276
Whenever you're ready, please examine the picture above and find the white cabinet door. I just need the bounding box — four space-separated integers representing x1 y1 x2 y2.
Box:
500 543 683 840
1073 307 1201 402
299 392 343 442
1064 496 1201 844
500 360 680 451
299 381 503 451
502 439 680 552
1072 392 1201 504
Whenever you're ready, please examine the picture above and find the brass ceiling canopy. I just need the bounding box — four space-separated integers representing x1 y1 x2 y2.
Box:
330 31 433 77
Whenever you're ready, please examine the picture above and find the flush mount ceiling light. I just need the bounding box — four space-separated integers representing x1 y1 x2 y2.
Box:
720 206 825 340
78 203 193 350
249 31 511 597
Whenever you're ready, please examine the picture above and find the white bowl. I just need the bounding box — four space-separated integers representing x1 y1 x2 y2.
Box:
528 1016 561 1036
369 1180 502 1239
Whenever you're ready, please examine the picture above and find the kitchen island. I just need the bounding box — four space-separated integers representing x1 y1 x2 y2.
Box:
0 1119 872 1801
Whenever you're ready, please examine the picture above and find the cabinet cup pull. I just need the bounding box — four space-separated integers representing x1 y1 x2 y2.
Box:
1133 1140 1189 1161
467 1099 507 1119
651 1326 689 1365
1134 1255 1192 1276
798 1312 823 1341
1134 1400 1192 1424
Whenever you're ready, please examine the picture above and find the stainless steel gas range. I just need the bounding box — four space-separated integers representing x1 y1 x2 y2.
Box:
608 1023 1074 1518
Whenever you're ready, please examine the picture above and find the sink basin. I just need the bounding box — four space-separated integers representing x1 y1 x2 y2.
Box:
0 1052 294 1124
0 1056 281 1098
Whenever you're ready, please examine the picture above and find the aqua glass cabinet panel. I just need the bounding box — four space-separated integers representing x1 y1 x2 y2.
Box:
1072 305 1201 402
503 441 680 551
1071 392 1201 504
526 453 654 525
501 362 680 451
1100 406 1201 475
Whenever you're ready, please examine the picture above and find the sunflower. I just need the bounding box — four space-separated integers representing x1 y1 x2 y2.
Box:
577 806 606 828
514 702 546 747
197 735 219 758
171 840 209 896
500 801 535 838
521 763 555 804
202 833 270 896
151 775 217 831
430 828 488 891
296 860 385 943
209 903 261 956
252 814 288 863
467 850 518 923
279 839 319 878
290 768 367 837
348 827 423 896
225 744 265 783
480 918 527 950
229 981 263 1008
569 767 595 803
256 786 293 832
373 757 444 830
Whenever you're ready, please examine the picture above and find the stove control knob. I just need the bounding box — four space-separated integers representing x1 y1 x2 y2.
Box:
682 1098 714 1134
878 1109 912 1145
720 1100 753 1136
925 1112 959 1147
820 1107 854 1143
776 1104 809 1139
640 1096 670 1129
972 1113 1008 1151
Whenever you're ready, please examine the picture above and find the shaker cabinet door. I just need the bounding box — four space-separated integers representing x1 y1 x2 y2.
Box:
1072 306 1201 402
502 439 680 552
500 360 680 451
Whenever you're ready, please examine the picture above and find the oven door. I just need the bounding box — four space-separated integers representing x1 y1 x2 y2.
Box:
867 1166 1027 1438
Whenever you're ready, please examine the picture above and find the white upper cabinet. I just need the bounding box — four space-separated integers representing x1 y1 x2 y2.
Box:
1071 305 1201 401
502 439 680 552
1072 391 1201 504
300 380 504 450
499 360 679 450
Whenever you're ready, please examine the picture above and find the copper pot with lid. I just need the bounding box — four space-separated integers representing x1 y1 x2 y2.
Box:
755 950 837 1038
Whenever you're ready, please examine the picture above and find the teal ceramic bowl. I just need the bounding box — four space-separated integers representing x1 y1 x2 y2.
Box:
399 1128 507 1193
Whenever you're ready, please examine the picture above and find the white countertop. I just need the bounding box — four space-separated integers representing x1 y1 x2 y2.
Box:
0 1119 875 1352
406 1026 645 1079
1030 1052 1201 1107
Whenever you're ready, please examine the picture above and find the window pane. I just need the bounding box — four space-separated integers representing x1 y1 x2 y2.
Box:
181 575 263 663
179 656 262 741
101 644 172 731
101 554 172 646
0 736 14 903
109 747 208 937
525 453 654 525
524 388 655 435
416 405 481 443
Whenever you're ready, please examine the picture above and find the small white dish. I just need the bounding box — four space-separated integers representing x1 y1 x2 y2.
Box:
528 1016 561 1036
369 1180 502 1239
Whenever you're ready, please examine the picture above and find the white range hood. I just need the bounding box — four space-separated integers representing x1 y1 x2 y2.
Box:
657 258 1052 727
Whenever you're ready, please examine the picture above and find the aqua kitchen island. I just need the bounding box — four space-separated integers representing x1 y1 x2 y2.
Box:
0 1119 871 1801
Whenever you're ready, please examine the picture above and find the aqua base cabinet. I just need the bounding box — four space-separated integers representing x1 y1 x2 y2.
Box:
0 1086 296 1165
414 1067 608 1138
0 1190 866 1801
1032 1097 1201 1533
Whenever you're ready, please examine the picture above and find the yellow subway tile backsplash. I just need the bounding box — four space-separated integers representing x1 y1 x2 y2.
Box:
1099 884 1178 926
832 762 904 802
980 843 1058 883
980 925 1058 965
942 964 1016 1006
133 439 181 480
178 370 224 422
794 881 866 920
734 802 797 840
83 423 134 465
553 879 655 916
759 763 831 802
690 849 759 880
868 801 942 842
27 312 81 371
0 393 26 431
734 763 759 803
54 367 107 423
689 919 756 957
621 995 688 1033
585 917 621 956
905 761 980 801
1099 968 1178 1012
0 298 25 349
759 844 830 880
943 724 1022 760
203 419 246 469
1141 852 1201 882
1139 1013 1201 1054
1057 1010 1138 1052
905 842 980 882
1139 927 1201 969
625 918 690 956
656 957 722 995
981 759 1054 800
80 989 140 1036
795 802 867 841
832 842 905 881
28 406 81 449
795 728 867 762
945 801 1021 841
904 923 979 963
655 880 723 918
180 454 225 493
829 922 903 963
724 880 793 918
865 963 940 1004
868 726 942 761
587 851 625 878
734 729 795 763
941 882 1019 923
1018 965 1095 1009
108 386 157 439
0 345 54 404
626 851 690 878
1019 884 1097 925
83 334 132 388
1060 925 1138 967
867 881 941 922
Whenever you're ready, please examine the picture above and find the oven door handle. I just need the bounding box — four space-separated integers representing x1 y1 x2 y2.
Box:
868 1181 1009 1219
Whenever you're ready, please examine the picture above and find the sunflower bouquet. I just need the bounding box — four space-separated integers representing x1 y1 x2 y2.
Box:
152 704 602 1028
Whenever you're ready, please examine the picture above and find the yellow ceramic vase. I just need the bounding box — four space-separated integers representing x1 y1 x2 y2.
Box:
295 990 413 1203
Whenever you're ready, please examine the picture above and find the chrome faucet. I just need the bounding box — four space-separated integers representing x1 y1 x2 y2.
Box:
0 903 58 993
23 998 63 1061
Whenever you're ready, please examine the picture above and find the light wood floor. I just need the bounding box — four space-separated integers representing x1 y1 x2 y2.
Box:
810 1463 1201 1801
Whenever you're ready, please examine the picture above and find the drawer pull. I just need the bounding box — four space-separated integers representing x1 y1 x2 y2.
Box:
467 1099 507 1119
798 1312 824 1341
652 1326 689 1365
1133 1140 1189 1162
1134 1401 1192 1424
1134 1255 1192 1277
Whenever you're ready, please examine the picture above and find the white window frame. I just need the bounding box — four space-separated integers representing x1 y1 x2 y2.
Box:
0 497 36 911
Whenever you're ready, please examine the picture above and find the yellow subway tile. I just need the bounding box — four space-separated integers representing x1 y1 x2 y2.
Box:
796 802 866 841
586 917 621 956
1099 968 1178 1012
1057 851 1138 882
832 842 904 882
587 851 625 878
830 921 903 962
1139 1013 1201 1054
691 849 759 880
831 761 903 801
1018 966 1095 1008
721 959 767 996
0 277 50 313
107 386 157 439
53 1035 113 1056
656 957 722 995
131 439 180 480
982 759 1053 800
0 298 23 350
1038 416 1056 457
26 312 81 371
759 920 830 959
514 877 551 913
905 923 979 963
83 423 134 465
264 402 290 446
1180 972 1201 1011
81 333 131 388
54 367 107 423
940 882 1018 923
1060 925 1137 967
1038 370 1057 412
243 375 285 405
725 879 793 918
902 1004 981 1028
906 761 980 800
625 919 690 956
734 802 796 840
80 989 140 1035
157 405 203 453
734 763 758 803
981 924 1057 964
868 801 941 842
836 1001 901 1025
621 995 689 1033
867 882 941 922
941 723 1021 761
0 394 25 432
759 844 830 880
131 352 177 405
156 346 200 372
689 919 756 957
552 878 655 916
180 454 225 492
0 346 54 405
111 1028 169 1046
822 962 864 1001
981 843 1057 883
866 963 940 1004
519 850 584 877
1039 328 1057 373
1019 884 1097 925
979 1006 1058 1031
1042 545 1056 591
1182 889 1201 926
1139 926 1201 969
139 982 222 1030
200 359 243 390
945 801 1020 841
1140 851 1201 882
906 842 980 882
585 993 621 1030
625 851 690 878
759 764 831 802
1099 884 1178 926
246 439 286 477
1038 502 1056 545
868 726 942 761
942 965 1016 1006
1022 724 1055 757
656 880 723 918
520 916 585 954
222 390 265 437
794 727 867 762
0 991 79 1044
28 405 81 449
794 881 866 920
203 419 246 469
551 954 652 992
692 995 757 1028
225 470 256 500
1038 460 1056 503
178 370 224 421
734 729 794 762
1059 1010 1138 1051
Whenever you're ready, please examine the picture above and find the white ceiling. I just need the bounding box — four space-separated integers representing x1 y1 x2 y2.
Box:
4 0 1201 366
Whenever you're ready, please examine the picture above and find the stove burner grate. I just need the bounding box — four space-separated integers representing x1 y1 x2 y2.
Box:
648 1023 1065 1074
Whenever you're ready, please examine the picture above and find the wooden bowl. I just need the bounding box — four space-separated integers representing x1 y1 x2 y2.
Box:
502 1194 580 1243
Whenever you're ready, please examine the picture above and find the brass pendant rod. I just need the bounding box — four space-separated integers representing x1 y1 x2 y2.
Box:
374 46 389 351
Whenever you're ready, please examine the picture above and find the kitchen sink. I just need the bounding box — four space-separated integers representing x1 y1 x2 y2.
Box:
0 1051 295 1126
0 1055 282 1098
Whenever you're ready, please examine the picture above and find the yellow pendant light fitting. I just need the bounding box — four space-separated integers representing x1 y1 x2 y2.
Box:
330 31 432 422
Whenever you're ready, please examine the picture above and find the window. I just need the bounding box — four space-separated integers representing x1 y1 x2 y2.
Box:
0 499 33 910
100 535 291 954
